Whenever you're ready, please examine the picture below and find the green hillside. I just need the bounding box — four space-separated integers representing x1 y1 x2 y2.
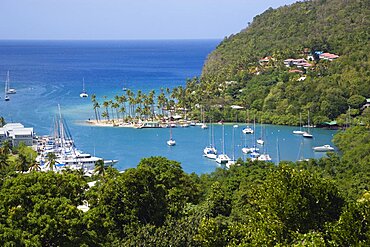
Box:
182 0 370 125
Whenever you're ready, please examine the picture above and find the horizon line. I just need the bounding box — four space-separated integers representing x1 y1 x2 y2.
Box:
0 38 222 42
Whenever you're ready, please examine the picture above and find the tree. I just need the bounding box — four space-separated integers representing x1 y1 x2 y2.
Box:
16 154 29 173
94 159 105 177
46 152 57 171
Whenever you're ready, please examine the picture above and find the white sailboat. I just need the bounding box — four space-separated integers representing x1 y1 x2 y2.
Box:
5 71 16 94
216 124 231 164
203 121 217 159
303 111 313 138
242 117 259 154
293 113 305 135
167 116 176 146
79 78 88 98
257 126 272 162
226 124 239 168
37 105 118 172
4 76 9 101
256 118 264 145
200 106 208 129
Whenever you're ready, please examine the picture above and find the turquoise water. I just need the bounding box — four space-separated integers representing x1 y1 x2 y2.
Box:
0 40 337 174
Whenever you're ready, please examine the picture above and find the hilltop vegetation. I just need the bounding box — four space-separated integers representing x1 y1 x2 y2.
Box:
172 0 370 125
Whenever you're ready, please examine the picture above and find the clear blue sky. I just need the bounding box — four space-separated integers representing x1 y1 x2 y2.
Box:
0 0 298 40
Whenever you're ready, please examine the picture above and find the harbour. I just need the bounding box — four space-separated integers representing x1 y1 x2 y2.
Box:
0 40 337 174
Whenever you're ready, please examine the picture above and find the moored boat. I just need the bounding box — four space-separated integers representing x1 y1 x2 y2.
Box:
313 144 334 152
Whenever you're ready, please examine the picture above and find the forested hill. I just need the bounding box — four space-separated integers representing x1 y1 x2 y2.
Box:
194 0 370 125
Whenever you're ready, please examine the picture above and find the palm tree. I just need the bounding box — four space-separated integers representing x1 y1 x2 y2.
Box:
102 100 110 121
112 102 120 120
93 102 100 122
0 151 9 172
29 161 41 172
46 152 57 171
109 100 115 122
16 154 29 173
91 94 100 122
1 141 11 156
94 159 105 176
148 90 156 118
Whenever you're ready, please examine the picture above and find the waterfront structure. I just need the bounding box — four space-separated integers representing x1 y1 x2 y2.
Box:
0 123 34 147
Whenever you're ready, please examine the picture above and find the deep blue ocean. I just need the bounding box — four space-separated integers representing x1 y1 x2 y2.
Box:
0 40 337 174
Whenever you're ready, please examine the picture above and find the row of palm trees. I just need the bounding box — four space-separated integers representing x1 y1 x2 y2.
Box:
90 87 189 123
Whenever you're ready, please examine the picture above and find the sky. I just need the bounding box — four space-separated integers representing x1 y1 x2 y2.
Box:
0 0 298 40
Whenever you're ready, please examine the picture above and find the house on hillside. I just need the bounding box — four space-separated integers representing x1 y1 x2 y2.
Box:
361 98 370 110
259 56 272 66
319 52 340 61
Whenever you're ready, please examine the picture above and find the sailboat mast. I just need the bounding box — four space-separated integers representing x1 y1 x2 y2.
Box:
58 104 65 152
6 71 9 92
222 124 225 154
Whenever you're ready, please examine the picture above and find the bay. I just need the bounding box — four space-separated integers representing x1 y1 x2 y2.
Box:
0 40 337 174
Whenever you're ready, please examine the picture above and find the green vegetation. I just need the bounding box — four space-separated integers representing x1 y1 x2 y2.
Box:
1 124 370 246
95 1 369 127
129 0 368 126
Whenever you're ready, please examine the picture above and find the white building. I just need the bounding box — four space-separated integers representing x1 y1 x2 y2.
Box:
0 123 34 147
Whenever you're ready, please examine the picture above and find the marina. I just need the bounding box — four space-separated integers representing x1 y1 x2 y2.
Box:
0 40 337 174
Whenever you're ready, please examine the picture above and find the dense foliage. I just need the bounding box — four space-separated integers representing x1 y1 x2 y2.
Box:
173 0 370 125
1 124 370 245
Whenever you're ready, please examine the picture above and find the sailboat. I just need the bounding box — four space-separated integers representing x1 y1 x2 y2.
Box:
200 106 208 129
242 110 253 134
203 121 217 159
226 125 239 168
167 116 176 146
303 111 313 138
256 118 264 145
4 76 9 101
79 78 88 98
293 113 305 135
216 124 231 164
257 126 272 162
5 71 16 94
242 117 259 154
36 104 118 172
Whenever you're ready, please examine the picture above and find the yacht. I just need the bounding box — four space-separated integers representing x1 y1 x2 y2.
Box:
4 77 9 101
257 138 265 145
203 123 217 159
247 151 260 161
204 147 217 159
5 71 16 94
79 78 88 98
293 113 305 135
303 131 313 138
242 146 259 154
302 111 313 138
258 153 272 161
242 127 254 134
242 110 253 134
167 118 176 146
37 105 117 172
216 124 230 164
167 139 176 146
216 154 231 164
313 144 334 152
